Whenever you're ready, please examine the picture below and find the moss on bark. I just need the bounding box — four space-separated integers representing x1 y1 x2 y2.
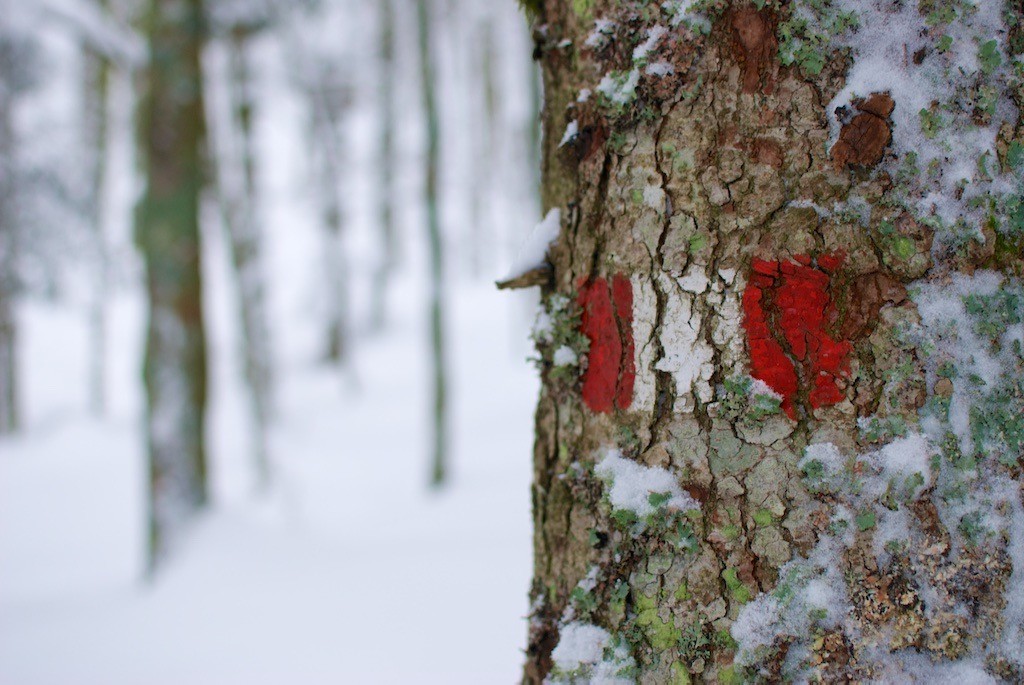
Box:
524 1 1024 682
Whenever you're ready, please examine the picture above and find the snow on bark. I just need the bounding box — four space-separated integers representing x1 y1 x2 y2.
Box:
819 0 1017 231
913 271 1017 455
549 621 635 684
595 448 699 518
558 120 578 148
732 536 850 671
504 208 561 282
525 0 1024 680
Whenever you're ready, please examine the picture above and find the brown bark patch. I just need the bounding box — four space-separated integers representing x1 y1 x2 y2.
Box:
524 617 558 684
836 271 907 340
752 138 784 168
731 7 778 95
831 92 895 170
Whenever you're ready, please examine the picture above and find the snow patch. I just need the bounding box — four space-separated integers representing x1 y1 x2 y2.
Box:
631 25 666 63
595 448 699 518
597 69 640 107
645 61 674 77
913 271 1012 456
732 537 849 669
661 0 710 31
551 622 610 670
874 652 996 685
549 621 635 684
799 441 847 480
503 208 561 281
553 346 578 367
823 0 1017 230
869 432 932 500
558 120 579 148
1000 483 1024 666
584 19 615 49
750 378 782 401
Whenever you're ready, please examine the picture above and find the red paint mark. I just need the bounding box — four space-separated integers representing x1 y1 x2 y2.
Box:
742 255 851 419
578 275 635 413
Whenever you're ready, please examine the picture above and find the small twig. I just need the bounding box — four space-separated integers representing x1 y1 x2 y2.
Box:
496 265 552 290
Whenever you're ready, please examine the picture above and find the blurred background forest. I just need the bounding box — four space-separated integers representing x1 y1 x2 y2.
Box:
0 0 541 681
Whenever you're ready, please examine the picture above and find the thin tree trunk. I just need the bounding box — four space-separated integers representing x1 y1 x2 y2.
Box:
220 25 273 491
0 291 14 435
417 0 447 488
0 58 19 435
137 0 209 575
306 76 351 367
370 0 397 333
523 1 1024 682
468 17 498 277
82 18 111 419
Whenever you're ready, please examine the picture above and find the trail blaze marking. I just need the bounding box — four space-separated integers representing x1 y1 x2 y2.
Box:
578 275 635 413
742 255 851 419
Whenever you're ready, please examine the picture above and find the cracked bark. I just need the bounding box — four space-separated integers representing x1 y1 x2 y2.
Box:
523 1 1024 682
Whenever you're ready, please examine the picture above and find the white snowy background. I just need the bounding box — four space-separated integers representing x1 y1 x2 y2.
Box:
0 1 541 682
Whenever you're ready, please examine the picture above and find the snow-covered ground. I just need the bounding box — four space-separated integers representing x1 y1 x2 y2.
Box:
0 280 537 684
0 7 541 681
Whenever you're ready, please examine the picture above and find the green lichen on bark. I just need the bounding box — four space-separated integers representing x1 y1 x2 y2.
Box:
525 0 1024 683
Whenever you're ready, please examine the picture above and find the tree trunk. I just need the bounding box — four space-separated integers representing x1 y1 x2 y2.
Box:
0 43 19 436
0 30 23 432
82 17 111 419
417 0 448 488
136 0 209 575
305 68 352 367
219 25 274 491
370 0 397 333
523 1 1024 682
469 16 498 277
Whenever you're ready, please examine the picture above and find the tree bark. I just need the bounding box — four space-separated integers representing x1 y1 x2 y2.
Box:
524 1 1024 682
0 65 17 436
417 0 448 488
136 0 209 575
82 7 111 419
469 16 498 277
370 0 398 333
304 64 352 368
218 24 274 491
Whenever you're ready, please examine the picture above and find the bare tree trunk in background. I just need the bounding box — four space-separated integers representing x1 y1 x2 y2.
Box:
137 0 209 575
416 0 447 488
468 16 498 278
0 81 16 435
370 0 397 333
306 68 352 367
523 1 1024 682
218 24 274 491
0 27 28 437
82 4 111 419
